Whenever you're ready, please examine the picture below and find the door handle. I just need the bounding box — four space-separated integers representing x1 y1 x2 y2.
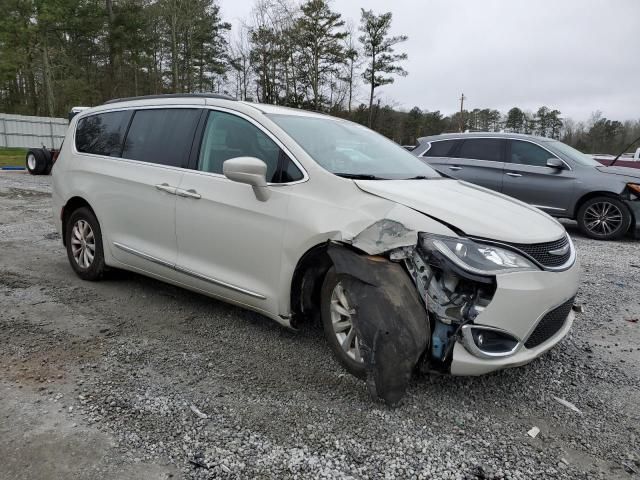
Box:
155 183 178 194
505 172 522 177
449 166 462 171
176 188 201 199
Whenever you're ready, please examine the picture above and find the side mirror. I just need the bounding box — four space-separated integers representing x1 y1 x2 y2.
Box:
223 157 271 201
546 158 565 169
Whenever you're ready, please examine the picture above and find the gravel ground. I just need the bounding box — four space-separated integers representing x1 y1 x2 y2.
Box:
1 171 639 480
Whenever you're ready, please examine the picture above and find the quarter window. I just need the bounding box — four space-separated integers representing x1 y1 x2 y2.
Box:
423 140 458 157
510 140 554 167
457 139 503 162
122 109 201 167
75 111 132 157
198 111 302 183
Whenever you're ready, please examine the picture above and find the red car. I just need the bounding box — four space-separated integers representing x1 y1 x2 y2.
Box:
593 148 640 169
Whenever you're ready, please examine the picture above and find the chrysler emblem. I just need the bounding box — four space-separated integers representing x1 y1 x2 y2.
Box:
548 244 570 256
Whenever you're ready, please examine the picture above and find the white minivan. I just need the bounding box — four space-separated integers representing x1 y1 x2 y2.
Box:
52 94 580 404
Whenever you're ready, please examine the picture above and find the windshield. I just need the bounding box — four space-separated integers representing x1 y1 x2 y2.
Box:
267 114 440 179
544 140 601 167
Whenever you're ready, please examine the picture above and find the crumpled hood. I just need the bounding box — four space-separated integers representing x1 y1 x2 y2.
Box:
595 165 640 179
355 179 566 244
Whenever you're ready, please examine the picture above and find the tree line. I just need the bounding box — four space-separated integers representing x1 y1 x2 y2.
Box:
1 0 637 155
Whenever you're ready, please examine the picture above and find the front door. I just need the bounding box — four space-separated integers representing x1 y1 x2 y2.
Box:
502 139 577 215
175 109 304 313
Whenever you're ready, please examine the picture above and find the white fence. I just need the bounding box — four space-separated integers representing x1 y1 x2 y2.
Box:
0 113 69 149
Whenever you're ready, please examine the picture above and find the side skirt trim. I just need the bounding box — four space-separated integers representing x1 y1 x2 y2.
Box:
113 241 266 300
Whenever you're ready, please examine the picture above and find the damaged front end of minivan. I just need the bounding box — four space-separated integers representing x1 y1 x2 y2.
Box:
330 218 535 406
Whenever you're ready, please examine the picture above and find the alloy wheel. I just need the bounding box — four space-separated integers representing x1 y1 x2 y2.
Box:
330 282 363 363
583 201 623 237
71 219 96 268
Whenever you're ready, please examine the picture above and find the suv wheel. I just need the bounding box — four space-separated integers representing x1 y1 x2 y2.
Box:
65 207 106 280
321 267 366 379
577 196 631 240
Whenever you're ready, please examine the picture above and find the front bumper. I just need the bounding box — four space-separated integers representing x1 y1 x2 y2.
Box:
450 258 580 376
451 310 573 375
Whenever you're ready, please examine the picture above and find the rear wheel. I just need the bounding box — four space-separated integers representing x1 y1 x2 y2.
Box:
65 207 106 280
321 267 366 379
25 148 49 175
577 196 631 240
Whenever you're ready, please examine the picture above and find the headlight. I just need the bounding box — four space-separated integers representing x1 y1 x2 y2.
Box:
420 233 538 275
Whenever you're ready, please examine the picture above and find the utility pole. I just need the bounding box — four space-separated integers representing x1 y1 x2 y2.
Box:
459 93 466 132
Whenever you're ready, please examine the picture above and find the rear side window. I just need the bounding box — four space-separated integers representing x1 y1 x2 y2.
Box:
457 139 503 162
423 140 458 157
510 140 554 167
122 109 201 167
198 110 303 183
75 111 132 157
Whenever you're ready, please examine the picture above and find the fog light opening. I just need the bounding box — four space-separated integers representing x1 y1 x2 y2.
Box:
462 326 520 358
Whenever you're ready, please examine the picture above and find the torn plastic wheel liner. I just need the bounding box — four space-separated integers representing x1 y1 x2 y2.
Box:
327 244 430 406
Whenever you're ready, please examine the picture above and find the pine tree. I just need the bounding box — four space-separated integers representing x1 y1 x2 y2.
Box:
358 9 407 127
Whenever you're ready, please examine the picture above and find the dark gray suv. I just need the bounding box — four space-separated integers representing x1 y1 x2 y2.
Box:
413 132 640 240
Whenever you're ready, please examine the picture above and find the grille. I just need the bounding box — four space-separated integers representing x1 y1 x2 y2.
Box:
505 235 571 268
524 297 575 348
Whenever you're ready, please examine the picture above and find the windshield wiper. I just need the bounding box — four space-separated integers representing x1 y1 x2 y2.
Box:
334 173 387 180
403 175 430 180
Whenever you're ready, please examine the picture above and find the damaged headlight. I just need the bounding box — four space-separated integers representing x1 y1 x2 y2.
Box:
419 233 538 275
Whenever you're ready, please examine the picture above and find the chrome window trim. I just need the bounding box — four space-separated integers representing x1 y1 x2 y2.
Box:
72 105 309 186
113 241 266 299
420 136 573 171
72 105 203 167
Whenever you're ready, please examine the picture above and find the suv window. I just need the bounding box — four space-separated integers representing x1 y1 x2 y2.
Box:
510 140 554 167
457 139 503 162
75 110 132 157
122 108 201 167
198 110 302 183
423 139 458 157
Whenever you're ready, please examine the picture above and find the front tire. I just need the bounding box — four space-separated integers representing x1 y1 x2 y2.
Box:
577 196 631 240
65 207 106 280
321 267 366 379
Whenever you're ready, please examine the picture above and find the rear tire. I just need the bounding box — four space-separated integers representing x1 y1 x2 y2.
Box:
321 267 366 379
25 149 49 175
577 196 631 240
65 207 106 281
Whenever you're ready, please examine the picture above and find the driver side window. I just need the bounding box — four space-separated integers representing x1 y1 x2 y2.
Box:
198 110 301 183
510 140 554 167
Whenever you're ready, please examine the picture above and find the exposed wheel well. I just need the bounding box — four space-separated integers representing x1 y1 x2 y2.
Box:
290 243 333 326
61 197 95 246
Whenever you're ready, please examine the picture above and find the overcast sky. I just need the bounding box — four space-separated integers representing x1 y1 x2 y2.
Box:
219 0 640 122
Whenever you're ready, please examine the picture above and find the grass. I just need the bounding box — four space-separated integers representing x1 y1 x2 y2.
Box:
0 147 28 168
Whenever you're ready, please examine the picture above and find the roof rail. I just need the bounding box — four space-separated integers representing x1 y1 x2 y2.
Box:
103 93 236 105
